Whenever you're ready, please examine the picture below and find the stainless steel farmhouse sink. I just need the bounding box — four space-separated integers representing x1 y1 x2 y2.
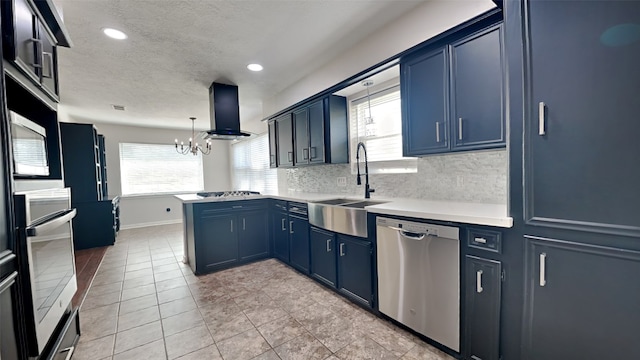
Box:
308 198 388 238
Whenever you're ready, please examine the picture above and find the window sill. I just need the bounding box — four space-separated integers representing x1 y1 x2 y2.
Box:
120 191 203 199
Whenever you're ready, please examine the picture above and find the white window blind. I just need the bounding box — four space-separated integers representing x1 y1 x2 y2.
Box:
119 143 204 195
350 85 417 174
231 133 278 193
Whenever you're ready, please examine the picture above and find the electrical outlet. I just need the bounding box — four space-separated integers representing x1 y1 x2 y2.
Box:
456 175 464 187
337 177 347 187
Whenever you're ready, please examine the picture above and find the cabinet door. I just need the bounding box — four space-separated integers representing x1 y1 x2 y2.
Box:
271 211 289 263
337 235 373 306
293 107 309 165
310 227 336 287
289 215 309 273
523 236 640 359
524 1 640 236
196 214 238 272
401 47 449 156
0 273 20 360
7 0 39 82
276 114 294 167
464 256 501 360
451 25 504 150
268 121 277 168
307 100 325 164
238 210 269 261
38 21 57 98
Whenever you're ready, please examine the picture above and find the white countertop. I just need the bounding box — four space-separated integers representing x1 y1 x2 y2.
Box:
175 191 513 228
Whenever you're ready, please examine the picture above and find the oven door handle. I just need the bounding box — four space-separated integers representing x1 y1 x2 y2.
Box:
26 209 76 237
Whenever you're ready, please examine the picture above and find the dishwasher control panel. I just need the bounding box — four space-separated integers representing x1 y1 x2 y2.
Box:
376 217 459 240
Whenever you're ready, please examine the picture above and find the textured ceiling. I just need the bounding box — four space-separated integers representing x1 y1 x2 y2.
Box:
54 0 426 131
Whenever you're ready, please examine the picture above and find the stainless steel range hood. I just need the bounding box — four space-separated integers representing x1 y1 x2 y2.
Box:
204 82 252 140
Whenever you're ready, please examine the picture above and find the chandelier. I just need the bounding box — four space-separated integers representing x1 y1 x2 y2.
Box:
175 117 212 155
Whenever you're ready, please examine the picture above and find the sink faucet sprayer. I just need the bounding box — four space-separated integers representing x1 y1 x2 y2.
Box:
356 142 375 199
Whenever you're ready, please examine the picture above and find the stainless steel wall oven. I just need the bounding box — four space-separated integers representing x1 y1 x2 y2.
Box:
13 188 77 356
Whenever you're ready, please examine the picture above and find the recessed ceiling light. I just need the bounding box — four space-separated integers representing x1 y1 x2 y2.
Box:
103 28 128 40
247 63 263 72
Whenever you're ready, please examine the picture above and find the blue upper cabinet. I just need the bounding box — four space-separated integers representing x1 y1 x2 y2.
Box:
450 24 505 151
401 23 505 156
401 47 450 156
522 0 640 236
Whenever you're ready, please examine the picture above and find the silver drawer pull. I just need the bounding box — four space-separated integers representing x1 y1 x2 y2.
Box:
289 221 294 234
326 239 331 252
435 122 440 143
242 218 245 230
458 117 463 140
42 51 54 78
232 205 243 209
539 102 546 136
230 219 233 232
474 237 487 244
539 252 547 287
476 270 483 293
339 243 345 256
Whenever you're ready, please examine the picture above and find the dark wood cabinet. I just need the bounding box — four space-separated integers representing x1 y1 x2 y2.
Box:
289 214 310 274
451 24 504 150
310 227 336 287
402 47 449 156
522 236 640 359
197 213 238 272
269 95 348 168
0 272 20 360
189 200 269 274
268 121 277 168
464 256 501 360
59 123 105 203
402 23 505 156
238 210 269 262
519 0 640 237
1 0 63 101
271 210 289 263
294 99 325 165
276 113 294 167
337 235 373 306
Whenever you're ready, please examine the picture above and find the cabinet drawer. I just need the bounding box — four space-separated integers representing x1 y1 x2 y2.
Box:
467 228 502 253
196 200 266 214
288 202 308 217
272 199 287 211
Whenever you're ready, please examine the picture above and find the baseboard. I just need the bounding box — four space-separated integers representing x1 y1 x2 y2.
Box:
120 219 183 230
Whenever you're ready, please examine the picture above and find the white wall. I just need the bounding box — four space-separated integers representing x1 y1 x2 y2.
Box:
60 119 231 228
262 0 496 117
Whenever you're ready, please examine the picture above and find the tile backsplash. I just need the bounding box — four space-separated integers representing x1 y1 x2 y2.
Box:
278 149 507 204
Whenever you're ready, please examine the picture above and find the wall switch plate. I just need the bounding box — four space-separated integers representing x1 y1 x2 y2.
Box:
337 177 347 187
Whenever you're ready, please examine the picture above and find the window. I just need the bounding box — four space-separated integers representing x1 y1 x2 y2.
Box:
350 84 417 174
119 143 204 195
231 133 278 193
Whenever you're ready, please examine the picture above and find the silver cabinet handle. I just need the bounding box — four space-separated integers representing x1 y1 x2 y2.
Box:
232 205 243 209
289 221 294 234
42 51 54 78
539 102 546 135
242 218 245 231
288 151 293 162
474 237 487 244
458 117 463 140
339 243 345 256
476 270 483 293
29 38 42 68
281 218 286 231
539 252 547 286
435 122 440 143
326 239 331 252
26 209 76 237
230 219 233 232
310 147 317 159
303 148 309 160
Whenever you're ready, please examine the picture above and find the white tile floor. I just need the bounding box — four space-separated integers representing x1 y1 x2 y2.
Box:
72 224 453 360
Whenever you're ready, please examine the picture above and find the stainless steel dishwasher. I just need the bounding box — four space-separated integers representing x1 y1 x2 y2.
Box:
376 217 460 352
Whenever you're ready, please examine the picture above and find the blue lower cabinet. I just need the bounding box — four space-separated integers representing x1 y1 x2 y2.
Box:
238 211 269 262
289 215 310 273
310 227 337 287
337 235 374 307
271 211 289 263
196 214 238 272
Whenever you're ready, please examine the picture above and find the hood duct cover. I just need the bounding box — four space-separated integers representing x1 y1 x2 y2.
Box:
204 82 252 140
